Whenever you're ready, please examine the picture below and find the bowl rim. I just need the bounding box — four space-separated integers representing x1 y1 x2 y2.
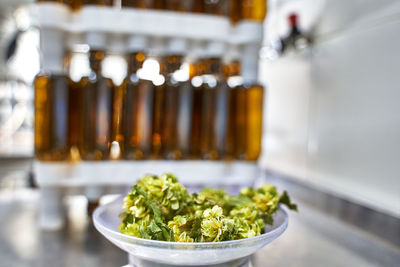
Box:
93 195 289 248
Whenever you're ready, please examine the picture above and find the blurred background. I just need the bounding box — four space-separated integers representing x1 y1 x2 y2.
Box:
0 0 399 266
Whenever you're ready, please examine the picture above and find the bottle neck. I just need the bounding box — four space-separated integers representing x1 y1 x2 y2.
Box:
127 51 146 75
223 60 240 79
63 50 73 77
165 0 185 12
88 50 105 74
202 57 223 76
40 29 65 75
204 0 229 16
224 60 243 87
160 55 184 76
241 43 259 85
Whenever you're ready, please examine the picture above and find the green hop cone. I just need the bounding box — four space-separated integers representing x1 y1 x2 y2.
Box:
120 174 297 242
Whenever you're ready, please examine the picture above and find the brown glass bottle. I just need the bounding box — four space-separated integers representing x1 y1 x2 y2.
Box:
245 83 263 161
161 55 184 159
79 50 114 160
164 0 181 11
165 0 199 11
224 60 242 159
214 64 231 159
204 0 228 16
67 78 83 161
229 0 242 24
37 0 64 2
240 42 263 161
121 0 153 8
242 0 267 22
63 0 82 10
82 0 113 6
234 86 247 159
176 71 193 159
153 0 165 9
151 60 166 159
34 73 69 161
190 0 204 13
199 58 225 160
189 61 204 159
63 51 82 161
122 52 153 160
111 84 124 160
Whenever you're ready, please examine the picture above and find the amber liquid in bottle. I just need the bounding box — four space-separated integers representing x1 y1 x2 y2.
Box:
229 0 242 24
200 81 217 160
190 0 204 13
122 52 153 160
242 0 267 22
199 58 224 160
225 85 236 159
151 74 164 159
37 0 64 2
153 0 165 9
234 86 247 159
165 0 183 11
111 83 124 160
67 78 83 161
189 87 202 158
82 0 114 6
204 0 228 16
223 60 240 160
79 50 114 160
245 84 263 161
161 55 185 159
189 61 204 159
34 74 70 161
63 0 82 10
121 0 153 8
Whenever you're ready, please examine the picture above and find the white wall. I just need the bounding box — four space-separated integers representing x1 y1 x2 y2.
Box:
261 0 400 217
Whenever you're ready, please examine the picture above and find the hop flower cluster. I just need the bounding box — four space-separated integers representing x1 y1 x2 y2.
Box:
119 174 297 242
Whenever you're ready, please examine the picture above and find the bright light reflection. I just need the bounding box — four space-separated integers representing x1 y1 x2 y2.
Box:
137 58 160 81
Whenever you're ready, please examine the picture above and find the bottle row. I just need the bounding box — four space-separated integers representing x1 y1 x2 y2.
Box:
34 48 264 162
37 0 267 23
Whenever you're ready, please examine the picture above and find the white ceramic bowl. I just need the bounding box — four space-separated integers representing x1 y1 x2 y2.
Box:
93 196 288 267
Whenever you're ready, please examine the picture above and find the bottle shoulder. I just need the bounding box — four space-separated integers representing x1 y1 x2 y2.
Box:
243 82 264 91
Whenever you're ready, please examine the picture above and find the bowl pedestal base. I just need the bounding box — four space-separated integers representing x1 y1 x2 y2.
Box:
127 254 252 267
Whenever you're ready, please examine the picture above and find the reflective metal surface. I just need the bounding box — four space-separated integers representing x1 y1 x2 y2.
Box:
0 183 399 267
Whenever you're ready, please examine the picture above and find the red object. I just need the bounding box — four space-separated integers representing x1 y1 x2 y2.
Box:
289 13 298 27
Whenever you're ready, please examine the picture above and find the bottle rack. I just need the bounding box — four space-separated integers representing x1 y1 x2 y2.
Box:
29 3 263 48
29 2 264 230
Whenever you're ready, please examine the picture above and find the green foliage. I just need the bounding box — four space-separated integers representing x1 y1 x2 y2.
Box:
119 174 297 242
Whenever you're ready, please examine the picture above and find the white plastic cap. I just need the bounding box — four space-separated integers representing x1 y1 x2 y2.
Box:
127 35 149 52
241 43 260 84
167 37 188 55
85 32 107 50
150 37 166 56
187 40 204 61
203 40 226 58
231 21 263 45
40 29 65 74
108 34 126 53
65 32 83 50
224 44 241 63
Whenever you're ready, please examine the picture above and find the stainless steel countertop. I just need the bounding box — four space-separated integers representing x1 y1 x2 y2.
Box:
0 188 399 267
